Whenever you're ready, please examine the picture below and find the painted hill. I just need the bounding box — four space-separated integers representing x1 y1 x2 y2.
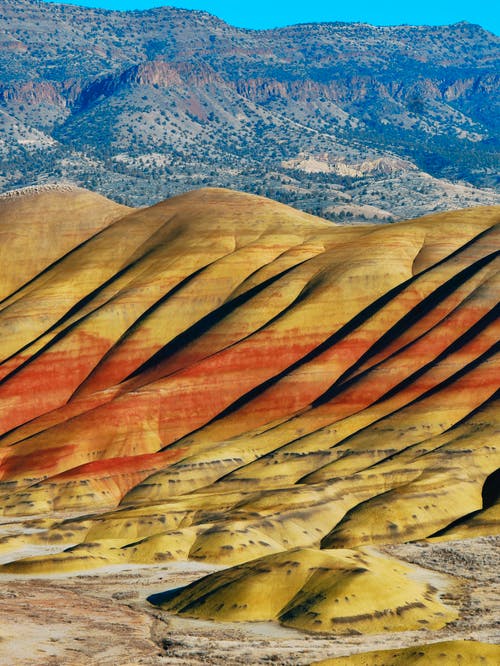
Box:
313 640 500 665
0 187 498 645
148 547 458 634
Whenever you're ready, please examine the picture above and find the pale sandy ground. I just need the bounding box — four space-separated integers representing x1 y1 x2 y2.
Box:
0 527 498 665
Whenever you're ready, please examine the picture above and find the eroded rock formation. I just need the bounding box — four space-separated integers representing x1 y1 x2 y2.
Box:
0 187 498 641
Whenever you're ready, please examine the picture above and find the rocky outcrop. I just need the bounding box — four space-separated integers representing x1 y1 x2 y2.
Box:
444 73 500 100
71 59 221 111
0 80 65 107
235 73 498 107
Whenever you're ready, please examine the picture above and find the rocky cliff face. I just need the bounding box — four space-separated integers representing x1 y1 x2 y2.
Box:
0 0 498 217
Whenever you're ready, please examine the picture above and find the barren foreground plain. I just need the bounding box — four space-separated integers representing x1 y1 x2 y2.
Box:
0 186 498 664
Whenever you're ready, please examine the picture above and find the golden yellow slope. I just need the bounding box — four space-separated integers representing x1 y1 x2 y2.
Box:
149 547 457 634
312 640 500 665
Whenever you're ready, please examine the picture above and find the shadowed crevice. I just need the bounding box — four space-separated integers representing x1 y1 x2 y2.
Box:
313 249 499 406
125 252 320 382
428 467 500 537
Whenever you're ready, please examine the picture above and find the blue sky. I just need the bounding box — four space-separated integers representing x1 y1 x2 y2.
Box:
43 1 500 34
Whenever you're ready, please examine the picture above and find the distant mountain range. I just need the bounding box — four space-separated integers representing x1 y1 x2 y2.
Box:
1 0 499 219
